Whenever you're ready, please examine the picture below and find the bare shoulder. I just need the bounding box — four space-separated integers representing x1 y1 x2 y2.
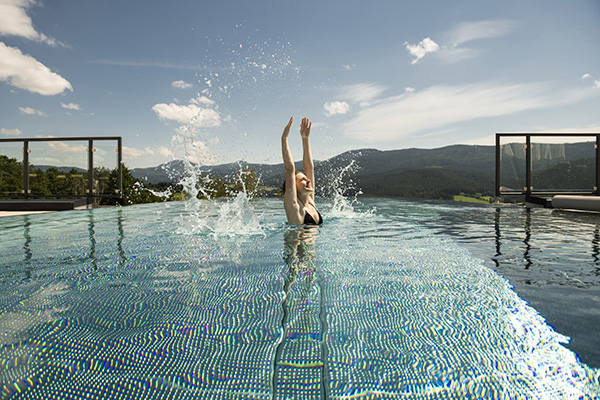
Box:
283 198 303 224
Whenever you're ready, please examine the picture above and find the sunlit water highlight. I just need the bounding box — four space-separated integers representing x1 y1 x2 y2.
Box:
1 198 599 399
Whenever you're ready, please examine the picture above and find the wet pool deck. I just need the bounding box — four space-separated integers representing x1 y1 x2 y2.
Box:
0 199 92 217
0 210 56 217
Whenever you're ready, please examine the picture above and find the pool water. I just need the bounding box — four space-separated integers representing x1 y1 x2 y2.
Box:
413 200 600 369
1 197 599 399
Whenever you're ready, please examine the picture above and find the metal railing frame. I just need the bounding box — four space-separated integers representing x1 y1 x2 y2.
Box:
496 133 600 201
0 137 122 201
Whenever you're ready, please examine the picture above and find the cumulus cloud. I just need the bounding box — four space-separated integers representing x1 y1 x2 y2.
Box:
0 42 72 95
581 74 600 89
172 80 192 89
61 102 80 111
1 127 22 136
324 101 350 117
19 106 46 116
405 37 439 64
170 135 217 165
152 102 221 128
343 82 594 143
0 0 66 47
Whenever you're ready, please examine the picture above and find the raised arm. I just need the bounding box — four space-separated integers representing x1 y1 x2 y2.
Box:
281 117 295 174
300 117 314 200
281 117 302 223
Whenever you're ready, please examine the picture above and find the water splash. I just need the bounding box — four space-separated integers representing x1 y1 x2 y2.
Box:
320 158 375 219
155 26 301 236
175 165 264 237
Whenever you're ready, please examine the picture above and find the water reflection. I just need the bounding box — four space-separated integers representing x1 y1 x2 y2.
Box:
592 226 600 265
22 216 32 263
88 211 96 260
421 202 600 368
283 226 317 288
522 208 532 269
117 209 126 263
430 205 600 286
273 225 330 399
14 210 126 266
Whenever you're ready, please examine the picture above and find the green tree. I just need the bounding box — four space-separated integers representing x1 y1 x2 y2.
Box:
29 167 51 196
0 155 23 195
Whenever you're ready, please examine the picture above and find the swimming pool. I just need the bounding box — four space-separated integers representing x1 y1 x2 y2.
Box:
1 197 599 399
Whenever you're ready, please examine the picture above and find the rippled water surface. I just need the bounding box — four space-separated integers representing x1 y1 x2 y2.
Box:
402 199 600 369
1 198 599 399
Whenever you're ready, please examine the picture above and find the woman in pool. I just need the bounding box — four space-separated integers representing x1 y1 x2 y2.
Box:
281 117 322 225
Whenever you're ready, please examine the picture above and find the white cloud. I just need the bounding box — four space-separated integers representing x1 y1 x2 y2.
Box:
582 73 592 81
170 135 217 165
405 37 439 64
594 80 600 89
340 82 387 105
324 101 350 117
123 146 174 160
343 82 595 143
447 20 516 45
466 125 600 147
537 125 600 134
408 20 516 65
152 102 221 128
404 87 415 93
0 0 65 47
436 47 481 64
1 127 22 136
437 20 516 64
190 95 214 106
47 141 87 153
0 42 72 95
61 102 80 111
172 80 192 89
18 106 46 116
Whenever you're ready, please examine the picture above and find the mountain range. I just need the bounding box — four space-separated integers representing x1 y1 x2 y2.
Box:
130 142 595 200
130 145 497 199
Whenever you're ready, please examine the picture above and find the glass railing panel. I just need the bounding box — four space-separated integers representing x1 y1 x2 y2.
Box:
0 143 24 197
499 137 527 193
93 141 120 197
29 141 88 197
531 137 595 192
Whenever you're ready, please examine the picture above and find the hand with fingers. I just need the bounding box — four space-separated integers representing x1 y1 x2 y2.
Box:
282 117 294 139
300 117 311 139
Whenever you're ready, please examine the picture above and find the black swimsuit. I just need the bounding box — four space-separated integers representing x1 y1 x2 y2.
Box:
303 209 323 225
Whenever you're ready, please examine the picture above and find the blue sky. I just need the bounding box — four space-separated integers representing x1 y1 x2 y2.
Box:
1 0 599 168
